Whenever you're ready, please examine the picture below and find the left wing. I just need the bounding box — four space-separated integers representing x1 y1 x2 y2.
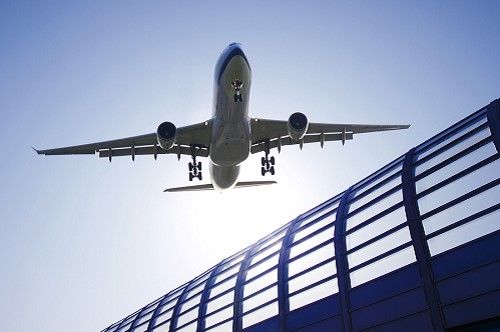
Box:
250 118 409 153
34 120 212 160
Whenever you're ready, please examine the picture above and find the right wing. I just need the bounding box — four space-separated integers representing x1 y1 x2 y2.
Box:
251 118 410 153
34 120 212 160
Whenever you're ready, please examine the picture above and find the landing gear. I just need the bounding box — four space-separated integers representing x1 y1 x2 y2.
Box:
260 141 276 176
188 146 203 181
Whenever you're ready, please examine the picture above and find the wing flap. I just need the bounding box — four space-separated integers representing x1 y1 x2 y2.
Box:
98 145 209 159
251 132 353 154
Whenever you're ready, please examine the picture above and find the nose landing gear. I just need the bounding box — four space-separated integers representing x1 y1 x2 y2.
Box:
188 146 202 181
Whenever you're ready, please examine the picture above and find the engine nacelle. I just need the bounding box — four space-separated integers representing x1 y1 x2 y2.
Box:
287 112 309 141
156 121 177 150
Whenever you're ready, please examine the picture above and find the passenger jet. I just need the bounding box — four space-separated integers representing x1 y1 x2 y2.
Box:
35 43 410 192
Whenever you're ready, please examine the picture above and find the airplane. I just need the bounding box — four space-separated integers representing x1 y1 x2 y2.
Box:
34 43 410 192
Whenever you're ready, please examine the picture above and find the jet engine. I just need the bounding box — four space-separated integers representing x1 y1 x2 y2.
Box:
157 121 177 150
287 112 309 141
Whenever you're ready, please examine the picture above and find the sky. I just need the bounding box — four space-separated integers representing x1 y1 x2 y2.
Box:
1 1 499 331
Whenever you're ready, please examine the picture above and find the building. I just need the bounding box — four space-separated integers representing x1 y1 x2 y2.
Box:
102 99 500 332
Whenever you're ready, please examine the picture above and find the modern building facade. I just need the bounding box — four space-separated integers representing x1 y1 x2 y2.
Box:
102 99 500 332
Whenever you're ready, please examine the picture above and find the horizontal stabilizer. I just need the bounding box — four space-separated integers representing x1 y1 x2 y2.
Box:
164 181 277 192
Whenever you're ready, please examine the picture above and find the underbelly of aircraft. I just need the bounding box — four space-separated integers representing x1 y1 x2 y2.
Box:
209 136 250 167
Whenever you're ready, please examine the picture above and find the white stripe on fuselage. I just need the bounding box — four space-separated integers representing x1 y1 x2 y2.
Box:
209 44 252 191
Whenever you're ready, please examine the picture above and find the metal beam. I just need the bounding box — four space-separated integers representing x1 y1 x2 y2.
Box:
402 148 445 332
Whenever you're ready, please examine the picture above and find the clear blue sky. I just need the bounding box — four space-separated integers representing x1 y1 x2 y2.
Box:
1 1 499 331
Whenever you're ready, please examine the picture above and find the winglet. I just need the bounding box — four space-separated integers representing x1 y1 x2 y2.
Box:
32 147 42 155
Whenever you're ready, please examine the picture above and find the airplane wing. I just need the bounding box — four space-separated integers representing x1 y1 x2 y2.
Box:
164 181 277 192
34 120 212 160
250 118 410 153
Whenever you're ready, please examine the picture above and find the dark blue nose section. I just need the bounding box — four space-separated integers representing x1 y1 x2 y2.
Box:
215 43 251 82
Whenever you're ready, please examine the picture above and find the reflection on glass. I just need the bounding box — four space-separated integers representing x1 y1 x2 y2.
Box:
288 260 336 293
348 227 411 268
416 143 496 194
242 301 278 328
289 279 338 311
288 244 334 277
423 185 500 235
418 158 499 215
347 191 403 231
350 246 416 287
428 209 499 256
346 207 406 250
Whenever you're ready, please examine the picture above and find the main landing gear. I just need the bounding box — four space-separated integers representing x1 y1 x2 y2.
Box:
188 146 202 181
260 141 275 176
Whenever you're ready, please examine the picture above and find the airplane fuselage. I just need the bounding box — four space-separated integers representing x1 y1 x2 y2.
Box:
209 43 252 190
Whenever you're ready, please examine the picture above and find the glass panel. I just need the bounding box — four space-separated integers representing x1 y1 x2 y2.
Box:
346 207 407 250
416 143 496 194
288 244 334 276
213 263 240 285
243 286 277 313
205 306 232 329
428 209 500 256
300 198 340 225
290 226 334 258
417 116 487 161
418 158 499 215
207 290 234 314
347 191 403 231
210 276 237 299
416 125 490 173
206 321 232 332
353 157 404 192
289 278 338 311
154 307 174 327
176 306 199 329
348 227 412 268
180 294 202 314
246 253 278 281
176 321 197 332
423 184 500 235
152 323 169 331
288 260 336 293
294 216 334 242
242 301 278 328
250 240 282 267
350 246 416 287
350 175 401 213
133 309 156 327
243 269 277 297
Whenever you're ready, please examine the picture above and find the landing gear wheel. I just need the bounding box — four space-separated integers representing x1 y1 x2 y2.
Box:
261 157 266 167
270 156 275 165
189 173 194 181
270 166 275 175
197 162 202 171
188 163 193 172
261 167 266 176
198 172 203 181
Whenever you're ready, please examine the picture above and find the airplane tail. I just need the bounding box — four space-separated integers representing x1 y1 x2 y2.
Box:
164 181 277 192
